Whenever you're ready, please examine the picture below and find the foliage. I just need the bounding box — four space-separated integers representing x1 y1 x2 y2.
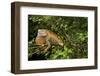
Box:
28 15 88 60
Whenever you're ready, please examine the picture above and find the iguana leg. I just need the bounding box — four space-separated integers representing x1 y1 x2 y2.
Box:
43 40 51 53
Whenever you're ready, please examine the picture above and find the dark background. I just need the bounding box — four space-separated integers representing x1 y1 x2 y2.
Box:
28 15 88 60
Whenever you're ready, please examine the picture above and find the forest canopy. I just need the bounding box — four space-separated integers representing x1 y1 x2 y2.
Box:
28 15 88 60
